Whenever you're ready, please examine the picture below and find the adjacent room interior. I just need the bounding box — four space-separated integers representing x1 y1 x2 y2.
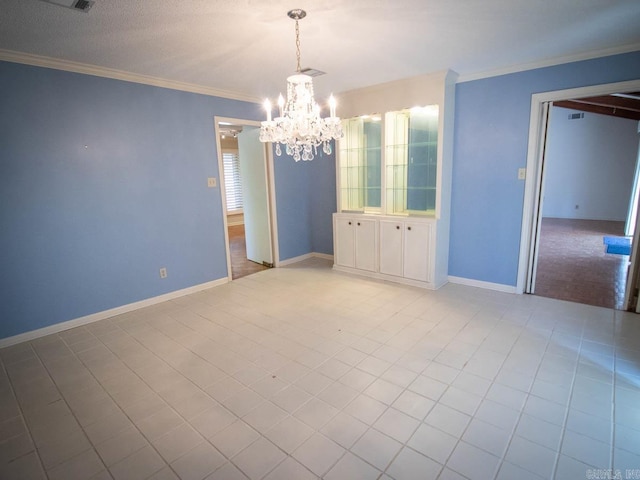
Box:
218 123 271 280
531 98 640 310
1 2 640 480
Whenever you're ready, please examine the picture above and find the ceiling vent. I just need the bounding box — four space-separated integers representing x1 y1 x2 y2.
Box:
299 68 326 78
39 0 95 13
72 0 94 12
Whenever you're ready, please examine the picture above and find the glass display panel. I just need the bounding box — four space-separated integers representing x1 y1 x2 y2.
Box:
338 116 382 211
385 106 438 215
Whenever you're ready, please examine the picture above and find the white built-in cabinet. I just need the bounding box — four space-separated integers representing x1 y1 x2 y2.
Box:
332 70 457 290
382 219 432 282
334 214 436 288
334 215 377 272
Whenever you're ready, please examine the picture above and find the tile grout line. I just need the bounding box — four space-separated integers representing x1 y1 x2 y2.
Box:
60 316 245 479
3 261 638 480
610 315 619 474
98 314 265 480
0 346 50 479
548 321 584 479
126 290 371 480
364 296 519 479
27 335 114 479
477 301 541 480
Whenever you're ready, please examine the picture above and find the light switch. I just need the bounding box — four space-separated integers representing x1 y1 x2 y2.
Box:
518 168 526 180
207 177 217 188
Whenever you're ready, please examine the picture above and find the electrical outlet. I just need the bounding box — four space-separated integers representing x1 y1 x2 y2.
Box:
207 177 217 188
159 267 167 279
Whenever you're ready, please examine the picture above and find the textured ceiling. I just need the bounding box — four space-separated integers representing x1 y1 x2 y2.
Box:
1 0 640 102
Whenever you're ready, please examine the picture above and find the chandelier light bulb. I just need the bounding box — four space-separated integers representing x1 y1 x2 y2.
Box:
277 94 285 118
259 9 343 161
263 99 272 122
329 94 336 118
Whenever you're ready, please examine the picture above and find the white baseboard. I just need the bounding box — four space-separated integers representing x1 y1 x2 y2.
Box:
0 277 229 348
278 252 334 267
447 275 518 294
311 252 334 261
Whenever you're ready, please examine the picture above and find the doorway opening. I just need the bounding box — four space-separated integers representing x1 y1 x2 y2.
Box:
517 80 640 310
215 117 279 280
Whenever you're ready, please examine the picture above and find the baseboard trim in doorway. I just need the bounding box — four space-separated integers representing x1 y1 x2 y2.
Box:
0 277 229 348
448 276 518 294
279 252 334 266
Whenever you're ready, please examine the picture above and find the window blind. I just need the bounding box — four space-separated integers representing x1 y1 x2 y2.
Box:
223 152 243 211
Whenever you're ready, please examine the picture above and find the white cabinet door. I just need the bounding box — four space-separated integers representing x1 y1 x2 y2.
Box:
335 216 356 268
335 214 434 286
379 220 403 277
354 218 377 272
404 221 432 282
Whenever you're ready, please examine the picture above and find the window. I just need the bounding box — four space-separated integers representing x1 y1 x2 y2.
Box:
223 151 243 211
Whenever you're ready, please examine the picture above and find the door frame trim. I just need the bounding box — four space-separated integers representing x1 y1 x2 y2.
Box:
214 117 279 281
516 79 640 294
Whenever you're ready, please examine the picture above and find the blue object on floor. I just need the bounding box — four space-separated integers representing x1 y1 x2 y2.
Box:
603 236 632 255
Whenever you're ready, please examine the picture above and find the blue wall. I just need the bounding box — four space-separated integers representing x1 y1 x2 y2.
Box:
5 48 636 339
310 147 337 256
1 61 330 339
449 51 640 287
274 146 336 260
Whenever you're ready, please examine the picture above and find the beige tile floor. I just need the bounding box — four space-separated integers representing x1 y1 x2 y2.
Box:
1 258 640 479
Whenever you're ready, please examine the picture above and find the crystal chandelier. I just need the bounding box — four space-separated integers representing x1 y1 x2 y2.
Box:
259 9 343 162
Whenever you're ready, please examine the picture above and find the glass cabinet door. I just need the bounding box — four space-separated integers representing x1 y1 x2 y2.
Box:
338 106 438 216
385 105 439 215
339 116 382 212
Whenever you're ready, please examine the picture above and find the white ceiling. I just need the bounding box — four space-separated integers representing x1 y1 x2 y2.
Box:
1 0 640 102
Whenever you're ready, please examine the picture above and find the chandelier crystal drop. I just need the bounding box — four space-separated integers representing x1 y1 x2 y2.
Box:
259 9 342 162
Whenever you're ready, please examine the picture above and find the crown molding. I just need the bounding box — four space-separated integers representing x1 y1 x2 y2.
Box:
0 49 262 103
457 43 640 83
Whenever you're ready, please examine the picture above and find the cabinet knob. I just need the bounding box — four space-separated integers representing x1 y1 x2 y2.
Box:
396 226 400 230
357 222 361 226
348 221 352 225
407 226 412 231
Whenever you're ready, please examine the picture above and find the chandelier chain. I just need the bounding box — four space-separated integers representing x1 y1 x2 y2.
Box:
294 19 301 73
